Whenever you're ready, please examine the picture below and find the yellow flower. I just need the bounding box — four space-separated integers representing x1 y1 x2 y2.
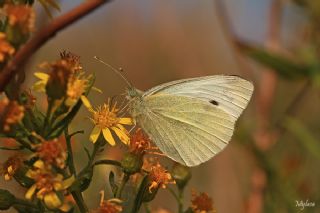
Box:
89 99 133 145
65 72 92 107
25 160 74 210
0 97 25 132
32 51 94 107
0 32 14 62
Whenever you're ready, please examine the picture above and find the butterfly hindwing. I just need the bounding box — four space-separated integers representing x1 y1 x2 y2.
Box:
137 94 235 166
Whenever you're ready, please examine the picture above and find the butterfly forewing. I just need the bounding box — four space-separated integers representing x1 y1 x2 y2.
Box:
143 75 254 120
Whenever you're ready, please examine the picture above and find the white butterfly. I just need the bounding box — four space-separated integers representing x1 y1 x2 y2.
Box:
126 75 254 167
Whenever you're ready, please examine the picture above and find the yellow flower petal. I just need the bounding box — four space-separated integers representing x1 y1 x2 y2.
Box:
34 160 45 169
59 203 72 212
61 175 75 190
90 126 101 143
80 95 93 111
116 124 128 134
44 192 62 209
112 126 129 145
32 81 46 92
25 184 37 200
119 118 133 125
34 72 49 80
119 117 133 125
92 86 102 93
102 128 116 146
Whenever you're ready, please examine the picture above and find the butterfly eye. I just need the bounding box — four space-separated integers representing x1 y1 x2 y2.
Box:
209 100 219 106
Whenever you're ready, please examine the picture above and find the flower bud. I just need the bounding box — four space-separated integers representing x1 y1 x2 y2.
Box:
121 152 143 175
171 163 191 190
0 189 15 210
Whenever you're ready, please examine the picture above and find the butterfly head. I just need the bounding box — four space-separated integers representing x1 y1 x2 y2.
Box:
126 86 143 100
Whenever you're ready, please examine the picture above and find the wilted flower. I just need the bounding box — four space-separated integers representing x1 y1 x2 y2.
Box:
129 128 152 156
0 33 14 62
60 51 82 72
25 160 74 210
89 99 133 145
191 191 216 213
0 155 23 181
4 4 35 34
147 162 175 193
36 138 67 169
0 97 24 132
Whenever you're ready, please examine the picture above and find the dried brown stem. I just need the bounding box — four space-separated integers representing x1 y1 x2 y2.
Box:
0 0 112 92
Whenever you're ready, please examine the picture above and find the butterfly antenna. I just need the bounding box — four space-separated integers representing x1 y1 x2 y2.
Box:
94 56 132 88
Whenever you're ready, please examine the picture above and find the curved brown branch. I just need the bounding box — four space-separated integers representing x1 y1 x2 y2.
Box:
0 0 113 92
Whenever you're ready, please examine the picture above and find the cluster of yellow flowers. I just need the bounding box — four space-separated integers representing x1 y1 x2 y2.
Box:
0 48 216 212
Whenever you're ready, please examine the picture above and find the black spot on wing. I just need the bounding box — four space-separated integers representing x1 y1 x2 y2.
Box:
209 100 219 106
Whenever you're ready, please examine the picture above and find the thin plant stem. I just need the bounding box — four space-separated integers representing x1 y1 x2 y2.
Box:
65 128 77 176
275 80 310 136
144 203 151 213
116 173 130 198
42 99 54 135
0 146 23 150
178 188 184 213
93 159 122 168
14 198 38 209
168 187 184 213
72 190 89 213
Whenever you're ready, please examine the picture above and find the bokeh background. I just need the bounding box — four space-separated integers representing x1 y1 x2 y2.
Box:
2 0 320 212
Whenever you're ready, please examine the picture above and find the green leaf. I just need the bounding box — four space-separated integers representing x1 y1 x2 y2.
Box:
284 117 320 160
238 42 311 79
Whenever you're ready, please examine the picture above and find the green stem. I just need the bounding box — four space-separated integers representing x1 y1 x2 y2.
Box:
42 98 54 135
178 188 184 213
0 146 23 150
72 191 88 213
116 173 130 198
15 138 33 151
14 198 38 209
65 128 77 176
144 203 151 213
168 187 184 213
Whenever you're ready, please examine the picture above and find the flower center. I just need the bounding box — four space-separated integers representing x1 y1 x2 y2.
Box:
67 78 86 100
93 104 119 129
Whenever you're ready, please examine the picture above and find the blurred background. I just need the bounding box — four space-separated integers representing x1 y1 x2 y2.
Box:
2 0 320 212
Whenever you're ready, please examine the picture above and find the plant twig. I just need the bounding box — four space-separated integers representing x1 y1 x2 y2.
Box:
275 80 310 136
93 159 122 167
0 0 113 91
116 173 130 198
